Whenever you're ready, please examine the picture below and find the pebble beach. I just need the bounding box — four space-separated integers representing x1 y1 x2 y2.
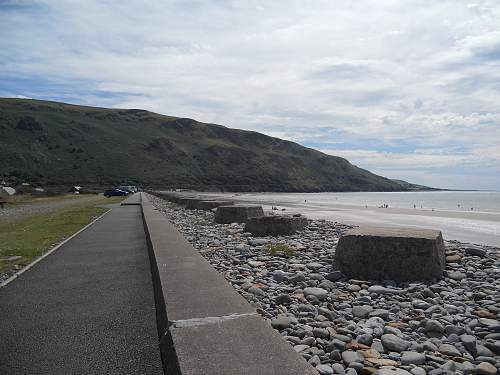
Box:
151 195 500 375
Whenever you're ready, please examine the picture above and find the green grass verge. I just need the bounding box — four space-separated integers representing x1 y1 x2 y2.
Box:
0 196 123 275
265 243 296 258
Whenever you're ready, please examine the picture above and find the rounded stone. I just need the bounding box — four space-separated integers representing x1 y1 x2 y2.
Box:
316 364 335 375
342 351 363 365
353 305 373 318
374 369 412 375
447 271 466 281
288 272 306 284
306 262 324 270
303 287 328 300
357 334 374 346
332 363 346 375
313 327 330 339
410 367 426 375
438 343 462 357
347 284 362 292
460 334 477 354
401 351 426 365
271 315 297 330
445 254 461 263
381 334 411 352
425 320 445 333
476 362 497 375
484 341 500 355
274 293 292 305
248 286 265 296
272 270 287 283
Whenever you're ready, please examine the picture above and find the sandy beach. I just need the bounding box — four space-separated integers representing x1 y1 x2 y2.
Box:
199 192 500 247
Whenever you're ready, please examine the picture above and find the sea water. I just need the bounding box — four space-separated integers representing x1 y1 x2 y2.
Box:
230 191 500 214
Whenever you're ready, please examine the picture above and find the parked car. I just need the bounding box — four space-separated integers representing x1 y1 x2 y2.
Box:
116 185 137 193
104 189 129 197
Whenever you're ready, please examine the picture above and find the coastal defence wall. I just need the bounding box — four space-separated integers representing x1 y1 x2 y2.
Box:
140 193 318 375
120 192 142 206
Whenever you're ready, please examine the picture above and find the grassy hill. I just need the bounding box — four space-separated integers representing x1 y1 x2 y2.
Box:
0 98 413 192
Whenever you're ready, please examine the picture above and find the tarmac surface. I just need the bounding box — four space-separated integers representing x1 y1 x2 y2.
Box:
0 205 163 374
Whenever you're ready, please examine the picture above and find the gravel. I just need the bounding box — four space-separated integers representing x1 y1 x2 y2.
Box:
151 195 500 375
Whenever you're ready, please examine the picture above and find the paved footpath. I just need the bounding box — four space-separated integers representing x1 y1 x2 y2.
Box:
0 205 163 374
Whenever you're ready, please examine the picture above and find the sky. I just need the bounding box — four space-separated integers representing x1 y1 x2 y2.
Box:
1 1 500 190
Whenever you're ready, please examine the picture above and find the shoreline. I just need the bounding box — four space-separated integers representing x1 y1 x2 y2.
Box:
150 194 500 375
199 192 500 221
195 192 500 247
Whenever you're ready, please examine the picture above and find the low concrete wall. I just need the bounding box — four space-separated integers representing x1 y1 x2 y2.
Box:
140 193 317 375
120 192 142 206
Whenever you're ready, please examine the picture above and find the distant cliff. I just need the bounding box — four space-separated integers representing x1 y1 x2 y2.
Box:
0 98 425 192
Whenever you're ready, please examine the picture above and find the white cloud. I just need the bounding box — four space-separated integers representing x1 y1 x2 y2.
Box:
320 147 500 170
1 0 500 189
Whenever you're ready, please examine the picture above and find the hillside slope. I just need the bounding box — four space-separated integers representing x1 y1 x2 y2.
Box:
1 98 408 192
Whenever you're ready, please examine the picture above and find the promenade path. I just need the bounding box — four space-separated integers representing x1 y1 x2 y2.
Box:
0 204 163 374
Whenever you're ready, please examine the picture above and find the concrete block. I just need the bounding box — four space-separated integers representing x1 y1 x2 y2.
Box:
152 192 179 203
195 200 235 211
181 198 203 209
214 205 264 224
169 195 197 204
167 315 318 375
244 215 308 236
335 226 445 281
